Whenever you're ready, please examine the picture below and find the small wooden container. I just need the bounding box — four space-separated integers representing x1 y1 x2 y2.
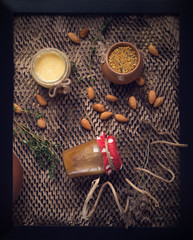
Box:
101 42 143 84
13 153 23 202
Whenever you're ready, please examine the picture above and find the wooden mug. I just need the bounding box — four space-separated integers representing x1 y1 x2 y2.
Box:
101 42 143 84
13 152 23 202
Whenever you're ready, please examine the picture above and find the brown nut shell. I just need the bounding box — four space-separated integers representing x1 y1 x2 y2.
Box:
68 32 80 44
79 27 89 38
37 118 46 129
81 118 91 130
153 97 163 108
115 114 128 123
128 96 137 109
136 76 145 86
148 90 157 105
93 103 105 112
88 86 95 100
36 94 47 107
100 111 113 120
13 103 22 114
148 44 159 56
106 94 118 102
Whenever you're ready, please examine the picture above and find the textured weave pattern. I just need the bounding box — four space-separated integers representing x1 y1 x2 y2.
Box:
13 14 180 227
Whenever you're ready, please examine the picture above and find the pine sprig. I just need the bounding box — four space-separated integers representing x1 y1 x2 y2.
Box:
100 17 113 35
35 111 44 119
70 18 112 87
14 121 61 180
70 61 86 88
13 103 44 120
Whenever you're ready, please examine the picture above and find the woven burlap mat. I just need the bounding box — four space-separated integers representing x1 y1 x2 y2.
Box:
13 14 180 228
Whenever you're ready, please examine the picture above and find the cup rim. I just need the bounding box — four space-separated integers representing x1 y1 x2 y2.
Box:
31 48 70 85
106 42 141 76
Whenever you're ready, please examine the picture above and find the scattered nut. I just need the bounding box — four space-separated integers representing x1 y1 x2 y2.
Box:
81 118 91 130
153 97 163 108
93 103 105 112
148 90 156 105
129 96 137 110
79 27 89 38
115 114 128 123
36 94 47 107
88 86 95 100
68 32 80 44
106 94 118 102
13 103 22 114
37 118 46 129
100 111 113 120
148 44 159 56
136 76 145 86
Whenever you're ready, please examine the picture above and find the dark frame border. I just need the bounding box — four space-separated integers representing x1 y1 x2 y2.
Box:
1 0 193 239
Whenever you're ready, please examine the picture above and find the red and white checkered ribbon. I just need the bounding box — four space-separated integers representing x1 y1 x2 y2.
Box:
97 132 122 175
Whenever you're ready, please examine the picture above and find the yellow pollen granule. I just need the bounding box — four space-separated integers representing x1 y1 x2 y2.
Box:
108 46 138 73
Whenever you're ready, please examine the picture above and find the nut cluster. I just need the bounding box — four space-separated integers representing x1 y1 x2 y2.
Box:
67 28 162 131
81 74 163 130
148 90 163 107
81 86 132 130
14 94 48 129
68 27 89 44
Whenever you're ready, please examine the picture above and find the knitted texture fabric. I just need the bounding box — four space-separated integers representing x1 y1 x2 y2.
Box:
13 14 180 227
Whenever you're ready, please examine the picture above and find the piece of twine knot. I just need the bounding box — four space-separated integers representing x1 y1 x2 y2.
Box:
97 41 112 64
48 78 71 98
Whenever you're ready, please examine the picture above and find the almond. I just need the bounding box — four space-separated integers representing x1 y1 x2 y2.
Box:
100 111 113 120
67 32 80 44
79 27 89 38
37 118 46 129
148 90 156 105
148 44 159 56
13 103 22 114
153 97 163 108
115 114 128 123
128 96 137 110
36 94 47 107
136 76 145 86
93 103 105 112
106 94 118 102
88 86 95 100
81 118 91 130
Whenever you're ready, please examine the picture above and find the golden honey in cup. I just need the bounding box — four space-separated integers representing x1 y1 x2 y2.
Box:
31 48 71 88
62 139 105 178
63 132 122 178
34 51 66 81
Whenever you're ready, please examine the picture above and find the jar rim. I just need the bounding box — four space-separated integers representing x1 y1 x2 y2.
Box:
31 48 70 85
106 42 141 76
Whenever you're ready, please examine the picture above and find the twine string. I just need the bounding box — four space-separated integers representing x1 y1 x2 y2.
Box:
150 140 188 147
134 120 188 184
125 178 159 207
141 120 188 147
135 160 175 183
48 78 71 98
82 177 130 220
82 120 187 220
97 41 112 64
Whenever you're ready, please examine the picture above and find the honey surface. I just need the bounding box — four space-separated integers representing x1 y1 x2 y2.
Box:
35 52 65 81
